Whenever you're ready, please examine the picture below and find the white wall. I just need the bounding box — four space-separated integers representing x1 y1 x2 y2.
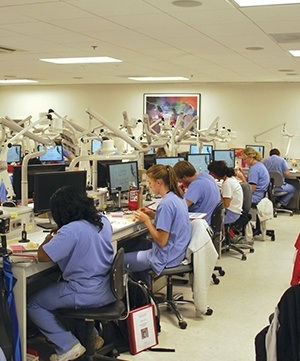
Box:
0 82 299 158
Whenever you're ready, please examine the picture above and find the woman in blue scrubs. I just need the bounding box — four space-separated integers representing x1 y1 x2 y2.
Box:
124 164 191 284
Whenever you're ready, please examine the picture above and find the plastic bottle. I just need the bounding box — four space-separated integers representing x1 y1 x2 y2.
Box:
128 182 139 211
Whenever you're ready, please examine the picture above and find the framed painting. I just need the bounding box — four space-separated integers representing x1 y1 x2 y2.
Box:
143 93 201 131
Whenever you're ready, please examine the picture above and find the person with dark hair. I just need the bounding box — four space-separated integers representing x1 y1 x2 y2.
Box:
263 148 296 208
124 164 191 284
27 186 115 361
173 160 220 226
207 160 243 224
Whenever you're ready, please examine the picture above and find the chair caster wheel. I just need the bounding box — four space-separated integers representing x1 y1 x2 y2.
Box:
219 269 225 276
206 307 213 316
179 321 187 329
242 254 247 261
271 236 275 241
212 274 220 284
250 248 255 253
290 213 293 217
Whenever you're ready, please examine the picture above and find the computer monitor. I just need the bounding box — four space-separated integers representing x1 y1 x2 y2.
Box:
7 145 22 163
37 145 63 162
213 150 235 168
155 157 184 167
187 154 210 173
33 171 87 227
147 147 155 155
91 139 102 154
189 144 199 154
12 164 66 200
201 145 213 159
245 144 265 158
97 160 120 188
107 161 139 195
144 154 156 170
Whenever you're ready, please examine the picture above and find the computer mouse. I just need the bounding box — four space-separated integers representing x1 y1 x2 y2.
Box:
2 201 17 207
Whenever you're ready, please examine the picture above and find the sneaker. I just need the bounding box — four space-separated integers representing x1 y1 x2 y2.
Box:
95 335 104 350
50 343 86 361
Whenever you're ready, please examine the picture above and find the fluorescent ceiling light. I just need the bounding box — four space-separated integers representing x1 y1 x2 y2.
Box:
128 76 189 81
0 79 38 84
39 56 122 64
289 50 300 56
232 0 300 6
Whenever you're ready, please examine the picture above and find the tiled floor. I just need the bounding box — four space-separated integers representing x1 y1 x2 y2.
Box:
121 214 299 361
28 214 299 361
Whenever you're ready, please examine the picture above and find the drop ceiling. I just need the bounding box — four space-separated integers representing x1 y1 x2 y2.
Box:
1 0 300 85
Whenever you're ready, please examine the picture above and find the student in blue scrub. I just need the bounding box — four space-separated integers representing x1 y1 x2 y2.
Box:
173 160 221 226
124 164 191 284
236 147 270 206
27 186 115 361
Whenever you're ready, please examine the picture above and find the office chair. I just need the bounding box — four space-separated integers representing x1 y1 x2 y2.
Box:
210 202 226 279
225 183 255 261
56 248 129 361
268 171 293 217
149 219 217 330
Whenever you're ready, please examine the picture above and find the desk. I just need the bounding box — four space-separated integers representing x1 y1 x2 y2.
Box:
10 216 147 360
286 172 300 213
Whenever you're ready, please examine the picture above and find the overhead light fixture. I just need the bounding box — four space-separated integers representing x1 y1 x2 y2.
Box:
39 56 122 64
289 50 300 56
128 76 189 81
0 79 38 84
232 0 300 6
172 0 202 7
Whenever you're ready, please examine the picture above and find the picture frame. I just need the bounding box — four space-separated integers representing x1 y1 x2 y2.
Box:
143 93 201 131
126 304 158 355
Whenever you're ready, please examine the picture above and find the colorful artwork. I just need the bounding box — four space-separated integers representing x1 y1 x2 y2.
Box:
143 93 200 131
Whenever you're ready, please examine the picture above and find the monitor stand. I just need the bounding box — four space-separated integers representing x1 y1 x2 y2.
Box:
36 211 57 230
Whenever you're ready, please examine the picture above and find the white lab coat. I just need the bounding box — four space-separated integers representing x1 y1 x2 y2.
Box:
184 219 218 316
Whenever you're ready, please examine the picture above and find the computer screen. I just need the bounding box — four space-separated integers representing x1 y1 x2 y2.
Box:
245 145 265 158
91 139 102 154
97 160 120 187
37 145 64 162
201 145 213 158
107 161 139 194
155 157 184 167
213 150 235 168
7 145 22 163
144 154 156 170
33 170 87 214
187 154 210 173
12 164 66 200
147 147 155 155
189 144 199 154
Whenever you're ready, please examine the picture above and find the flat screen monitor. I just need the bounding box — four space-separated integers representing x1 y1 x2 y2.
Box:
155 157 184 167
97 160 120 188
189 144 199 154
12 164 66 200
187 154 210 173
213 150 235 168
91 139 102 154
37 145 63 162
147 147 155 155
144 154 156 170
7 145 22 163
201 145 213 158
33 170 87 214
246 144 265 158
107 161 139 194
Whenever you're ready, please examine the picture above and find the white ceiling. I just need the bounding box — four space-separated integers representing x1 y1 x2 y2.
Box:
1 0 300 85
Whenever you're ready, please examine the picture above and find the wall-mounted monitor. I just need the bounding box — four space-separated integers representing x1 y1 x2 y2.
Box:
155 157 184 167
91 139 102 154
213 150 235 168
107 161 139 194
245 144 265 158
7 145 22 163
37 145 63 162
187 154 210 173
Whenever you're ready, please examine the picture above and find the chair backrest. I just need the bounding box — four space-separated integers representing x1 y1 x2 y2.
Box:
110 247 125 300
269 171 284 188
240 182 252 213
210 201 225 235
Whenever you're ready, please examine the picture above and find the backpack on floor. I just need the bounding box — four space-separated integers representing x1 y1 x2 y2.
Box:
101 277 161 353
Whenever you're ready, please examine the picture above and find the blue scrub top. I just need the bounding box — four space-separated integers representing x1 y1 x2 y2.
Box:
149 192 191 275
248 161 270 204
